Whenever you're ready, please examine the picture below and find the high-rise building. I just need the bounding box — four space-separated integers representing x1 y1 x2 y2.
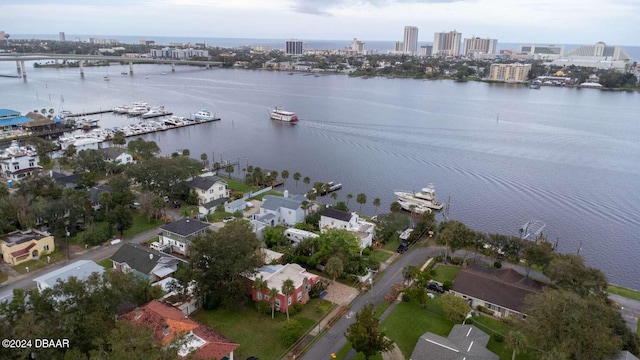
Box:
395 41 404 52
285 39 304 55
433 30 462 56
489 63 531 83
345 38 365 55
403 26 419 55
518 45 564 60
420 45 433 57
0 31 5 41
565 42 630 61
463 36 497 57
59 32 65 42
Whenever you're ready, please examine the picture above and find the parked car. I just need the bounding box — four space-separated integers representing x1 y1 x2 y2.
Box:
129 202 141 209
163 195 169 203
427 281 445 294
396 242 409 254
172 200 181 209
223 216 235 223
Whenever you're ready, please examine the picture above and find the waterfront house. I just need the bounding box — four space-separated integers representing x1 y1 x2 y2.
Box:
119 300 239 360
450 263 545 318
109 243 185 282
158 218 211 256
99 147 134 165
319 208 375 248
252 191 305 226
0 229 55 266
248 263 319 313
185 175 229 216
410 324 498 360
33 260 104 292
0 140 41 182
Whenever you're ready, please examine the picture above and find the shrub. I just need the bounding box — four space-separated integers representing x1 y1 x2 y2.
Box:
451 257 464 265
255 301 271 315
361 247 372 257
279 320 305 346
492 333 504 343
309 282 327 298
493 261 502 269
443 280 453 291
476 305 494 315
291 302 304 315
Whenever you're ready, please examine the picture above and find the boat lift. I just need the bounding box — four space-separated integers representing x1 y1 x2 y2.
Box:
519 220 547 244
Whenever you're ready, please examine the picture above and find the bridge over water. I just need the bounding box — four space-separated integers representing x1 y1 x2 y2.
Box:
0 53 224 79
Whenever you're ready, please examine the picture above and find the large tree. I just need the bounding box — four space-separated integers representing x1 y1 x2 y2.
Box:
127 137 160 161
126 156 202 196
440 293 470 323
325 256 344 283
545 254 608 299
345 303 394 360
356 193 367 214
281 278 295 321
519 289 635 360
189 220 263 308
523 241 554 277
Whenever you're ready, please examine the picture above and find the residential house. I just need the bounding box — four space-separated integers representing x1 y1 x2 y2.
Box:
0 229 55 266
186 176 229 216
253 192 305 227
410 324 498 360
319 208 375 248
450 263 545 318
100 147 134 165
284 228 319 247
0 140 41 182
158 218 211 256
119 300 239 360
88 184 112 210
249 263 319 313
110 243 185 283
49 171 82 188
33 260 104 292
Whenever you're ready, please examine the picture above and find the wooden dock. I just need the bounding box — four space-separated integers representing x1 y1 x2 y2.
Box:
67 109 113 117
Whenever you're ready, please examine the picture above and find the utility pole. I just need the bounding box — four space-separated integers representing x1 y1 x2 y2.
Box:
65 227 70 260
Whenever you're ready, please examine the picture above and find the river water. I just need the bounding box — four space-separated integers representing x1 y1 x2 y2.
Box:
1 62 639 290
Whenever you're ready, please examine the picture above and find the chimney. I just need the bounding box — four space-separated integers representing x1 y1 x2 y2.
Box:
134 307 141 319
162 324 170 336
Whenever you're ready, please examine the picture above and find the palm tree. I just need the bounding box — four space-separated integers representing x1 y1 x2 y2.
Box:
253 275 268 304
506 331 528 360
224 164 234 179
356 193 367 214
268 287 279 319
330 192 338 204
373 198 381 215
346 194 353 206
293 172 301 187
303 176 310 187
390 201 402 213
301 200 309 217
200 153 208 168
281 170 289 185
281 278 295 321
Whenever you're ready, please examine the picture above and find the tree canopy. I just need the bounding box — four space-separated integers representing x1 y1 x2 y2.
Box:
126 156 202 195
345 303 394 360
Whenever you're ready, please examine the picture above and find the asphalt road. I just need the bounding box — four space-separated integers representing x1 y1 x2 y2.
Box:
302 244 443 360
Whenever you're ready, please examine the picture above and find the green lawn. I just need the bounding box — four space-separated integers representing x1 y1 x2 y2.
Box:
97 258 113 269
469 315 540 360
382 235 401 252
218 176 256 193
250 190 283 201
122 212 164 238
431 265 461 284
371 250 392 263
608 284 640 301
335 342 383 360
192 298 331 360
12 250 67 274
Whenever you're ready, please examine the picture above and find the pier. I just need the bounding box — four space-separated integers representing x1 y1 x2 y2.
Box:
67 110 113 117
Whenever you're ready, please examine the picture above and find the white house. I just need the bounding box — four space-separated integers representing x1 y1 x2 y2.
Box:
33 260 104 292
185 176 229 216
0 140 41 182
100 147 134 165
158 218 211 256
319 208 375 248
284 228 319 247
253 191 305 226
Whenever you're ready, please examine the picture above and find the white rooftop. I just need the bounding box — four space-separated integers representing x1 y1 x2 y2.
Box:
33 260 104 290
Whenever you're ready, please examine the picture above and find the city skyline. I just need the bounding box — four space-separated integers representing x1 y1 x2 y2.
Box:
1 0 638 46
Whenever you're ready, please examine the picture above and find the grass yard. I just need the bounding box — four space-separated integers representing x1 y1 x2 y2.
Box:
335 342 383 360
383 298 454 357
371 250 392 263
469 315 540 360
608 284 640 301
250 190 282 201
382 235 401 252
192 298 331 360
12 250 67 274
97 258 113 269
431 265 461 284
219 176 256 193
122 212 164 238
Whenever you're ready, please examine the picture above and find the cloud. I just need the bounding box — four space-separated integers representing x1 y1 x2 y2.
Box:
290 0 468 16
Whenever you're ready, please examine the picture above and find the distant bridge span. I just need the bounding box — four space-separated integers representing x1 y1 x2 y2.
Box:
0 53 223 79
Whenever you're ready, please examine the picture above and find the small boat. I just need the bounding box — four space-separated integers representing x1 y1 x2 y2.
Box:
121 72 128 75
269 106 298 122
161 72 167 75
193 109 216 121
103 76 110 81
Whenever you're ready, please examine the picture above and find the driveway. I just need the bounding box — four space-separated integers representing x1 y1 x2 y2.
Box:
322 281 359 307
609 294 640 333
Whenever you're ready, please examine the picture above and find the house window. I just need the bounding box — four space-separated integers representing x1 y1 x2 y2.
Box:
296 292 302 301
209 189 214 194
219 186 223 191
275 299 281 309
29 161 35 167
256 291 263 300
264 294 270 301
287 296 292 305
487 303 500 312
14 165 19 170
43 245 50 251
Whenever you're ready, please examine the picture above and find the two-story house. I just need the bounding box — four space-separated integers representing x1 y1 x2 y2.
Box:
249 263 319 313
158 218 211 256
253 191 305 227
110 243 185 283
319 208 375 248
186 176 230 216
0 140 41 182
88 184 112 211
100 147 134 165
0 229 55 266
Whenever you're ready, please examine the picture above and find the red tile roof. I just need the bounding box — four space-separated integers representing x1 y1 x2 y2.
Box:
10 242 36 258
119 300 239 359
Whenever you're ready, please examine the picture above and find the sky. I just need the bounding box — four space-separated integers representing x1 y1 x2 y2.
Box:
2 0 638 46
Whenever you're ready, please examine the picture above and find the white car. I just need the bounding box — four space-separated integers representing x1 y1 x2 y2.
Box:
223 217 235 223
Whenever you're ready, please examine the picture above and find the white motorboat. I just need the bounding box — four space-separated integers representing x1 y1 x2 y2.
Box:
141 107 170 119
269 106 298 122
193 109 216 121
394 183 443 211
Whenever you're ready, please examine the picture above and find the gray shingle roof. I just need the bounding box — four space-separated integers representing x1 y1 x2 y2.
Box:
100 147 126 160
89 184 112 203
186 176 227 191
161 218 210 236
451 264 544 314
321 207 352 222
110 243 182 275
202 197 229 209
261 195 302 211
410 325 498 360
